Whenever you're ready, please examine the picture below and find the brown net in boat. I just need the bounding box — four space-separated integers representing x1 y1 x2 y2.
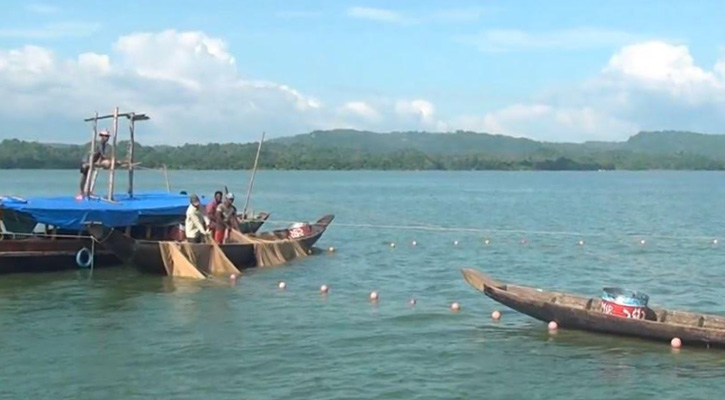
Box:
178 240 241 277
159 241 207 279
226 229 309 267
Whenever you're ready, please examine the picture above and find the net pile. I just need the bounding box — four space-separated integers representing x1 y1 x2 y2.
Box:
226 229 309 267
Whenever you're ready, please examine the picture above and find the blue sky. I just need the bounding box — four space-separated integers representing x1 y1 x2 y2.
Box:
1 1 725 144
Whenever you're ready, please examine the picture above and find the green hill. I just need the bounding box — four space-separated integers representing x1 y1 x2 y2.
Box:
1 130 724 170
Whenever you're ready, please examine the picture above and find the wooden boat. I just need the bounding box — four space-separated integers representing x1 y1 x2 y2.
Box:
0 210 270 274
462 268 725 348
87 214 335 275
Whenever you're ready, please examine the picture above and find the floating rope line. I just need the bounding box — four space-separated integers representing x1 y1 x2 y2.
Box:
263 219 720 242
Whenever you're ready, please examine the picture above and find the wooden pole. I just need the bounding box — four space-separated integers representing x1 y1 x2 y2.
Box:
83 112 98 197
242 132 265 220
107 107 119 201
128 114 135 197
162 164 171 192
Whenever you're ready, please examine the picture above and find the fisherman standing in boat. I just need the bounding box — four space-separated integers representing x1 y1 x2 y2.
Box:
79 129 112 195
206 190 223 239
215 192 239 243
185 194 210 243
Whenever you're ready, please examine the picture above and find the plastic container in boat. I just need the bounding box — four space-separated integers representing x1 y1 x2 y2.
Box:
601 287 649 320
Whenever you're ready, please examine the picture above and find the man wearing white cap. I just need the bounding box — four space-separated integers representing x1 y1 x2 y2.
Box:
214 192 239 243
79 129 112 194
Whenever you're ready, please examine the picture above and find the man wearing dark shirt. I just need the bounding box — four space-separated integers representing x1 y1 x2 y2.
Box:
214 192 239 243
79 130 111 195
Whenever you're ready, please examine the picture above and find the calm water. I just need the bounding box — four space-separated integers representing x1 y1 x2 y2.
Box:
2 170 725 399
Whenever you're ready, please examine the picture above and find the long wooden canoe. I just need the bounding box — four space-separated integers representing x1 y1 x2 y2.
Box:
462 268 725 348
88 215 334 275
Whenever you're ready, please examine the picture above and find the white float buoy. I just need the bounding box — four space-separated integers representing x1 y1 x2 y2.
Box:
370 291 379 301
640 239 646 245
409 298 416 306
278 281 287 290
491 310 501 320
412 240 417 246
230 274 237 280
484 239 490 245
713 239 718 245
328 246 336 253
671 337 682 348
578 240 584 246
320 284 329 294
390 242 396 248
548 321 558 330
450 302 461 311
453 240 459 246
520 239 527 245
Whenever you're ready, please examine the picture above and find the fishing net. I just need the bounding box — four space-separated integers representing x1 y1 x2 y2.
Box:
179 240 241 277
226 229 309 267
159 241 206 279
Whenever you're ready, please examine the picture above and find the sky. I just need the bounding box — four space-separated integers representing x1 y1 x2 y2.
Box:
1 0 725 144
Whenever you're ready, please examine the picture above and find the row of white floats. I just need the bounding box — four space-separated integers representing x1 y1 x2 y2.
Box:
274 279 684 349
384 238 719 247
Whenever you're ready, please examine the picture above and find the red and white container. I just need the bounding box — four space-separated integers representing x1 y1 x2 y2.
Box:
601 287 649 320
288 222 311 239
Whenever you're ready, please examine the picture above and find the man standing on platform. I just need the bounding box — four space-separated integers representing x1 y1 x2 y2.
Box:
79 129 112 195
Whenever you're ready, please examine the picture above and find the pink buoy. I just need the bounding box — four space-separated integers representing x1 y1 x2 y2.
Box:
320 284 329 294
548 321 558 330
450 302 461 311
671 337 682 348
369 291 379 301
491 310 501 320
229 274 237 280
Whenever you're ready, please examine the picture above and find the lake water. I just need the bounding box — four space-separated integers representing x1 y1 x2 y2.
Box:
2 170 725 399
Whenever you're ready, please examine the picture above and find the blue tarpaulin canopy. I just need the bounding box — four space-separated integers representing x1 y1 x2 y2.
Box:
0 192 203 231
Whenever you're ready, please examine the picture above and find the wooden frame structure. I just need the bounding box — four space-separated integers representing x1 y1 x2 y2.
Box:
81 107 150 200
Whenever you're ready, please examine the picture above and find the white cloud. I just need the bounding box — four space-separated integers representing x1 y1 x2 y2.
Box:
454 104 637 142
0 22 100 39
26 3 59 14
459 27 641 52
0 30 444 144
3 30 725 145
347 7 407 24
339 101 381 122
451 40 725 142
346 6 484 25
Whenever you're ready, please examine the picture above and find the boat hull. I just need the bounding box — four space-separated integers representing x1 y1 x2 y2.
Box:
88 215 334 275
0 237 118 274
462 268 725 348
0 212 269 274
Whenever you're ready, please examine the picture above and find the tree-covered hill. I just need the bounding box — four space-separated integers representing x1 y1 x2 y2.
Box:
1 129 724 170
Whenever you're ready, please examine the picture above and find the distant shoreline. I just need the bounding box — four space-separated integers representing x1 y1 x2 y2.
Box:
2 129 725 171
